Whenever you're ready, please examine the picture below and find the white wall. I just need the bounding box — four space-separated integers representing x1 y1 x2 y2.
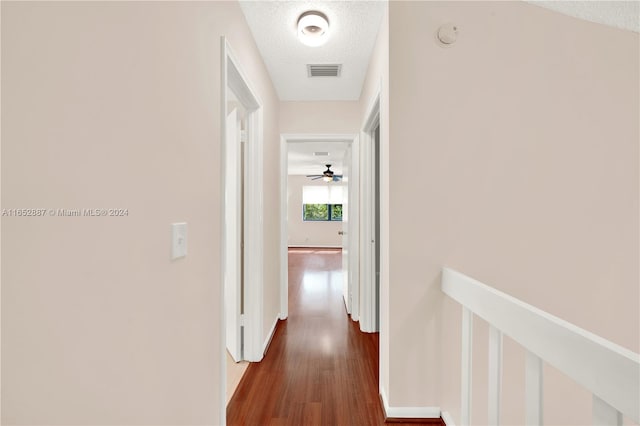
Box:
1 2 280 424
287 175 342 247
387 2 638 425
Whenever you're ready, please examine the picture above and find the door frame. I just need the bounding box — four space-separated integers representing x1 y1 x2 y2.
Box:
220 36 264 421
279 134 360 322
360 89 380 333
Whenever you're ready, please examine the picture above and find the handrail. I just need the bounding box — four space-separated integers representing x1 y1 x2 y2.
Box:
441 267 640 425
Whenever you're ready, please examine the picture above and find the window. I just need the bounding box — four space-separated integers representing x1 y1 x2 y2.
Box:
302 185 344 222
303 203 342 221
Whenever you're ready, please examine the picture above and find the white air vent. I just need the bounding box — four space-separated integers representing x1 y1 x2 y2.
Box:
307 64 342 77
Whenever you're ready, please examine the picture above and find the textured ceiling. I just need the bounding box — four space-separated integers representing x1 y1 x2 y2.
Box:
526 1 639 32
239 1 386 101
260 0 638 172
240 1 636 101
288 141 349 176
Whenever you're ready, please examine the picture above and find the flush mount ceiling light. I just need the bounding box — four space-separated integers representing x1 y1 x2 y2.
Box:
297 11 330 47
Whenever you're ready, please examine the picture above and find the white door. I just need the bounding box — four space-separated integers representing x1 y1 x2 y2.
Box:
341 147 351 313
225 108 242 362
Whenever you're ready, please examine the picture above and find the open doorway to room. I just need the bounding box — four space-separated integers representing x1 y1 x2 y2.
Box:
223 89 249 404
279 135 359 321
221 37 265 413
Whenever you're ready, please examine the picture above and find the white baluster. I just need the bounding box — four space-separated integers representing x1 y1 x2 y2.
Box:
488 326 503 425
461 307 473 426
525 351 543 426
593 395 622 426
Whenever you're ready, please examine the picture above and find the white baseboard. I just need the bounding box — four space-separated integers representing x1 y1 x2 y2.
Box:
343 294 351 315
262 315 279 356
441 411 456 426
380 386 441 419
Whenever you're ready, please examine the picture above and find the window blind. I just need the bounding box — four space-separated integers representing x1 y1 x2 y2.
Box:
302 185 343 204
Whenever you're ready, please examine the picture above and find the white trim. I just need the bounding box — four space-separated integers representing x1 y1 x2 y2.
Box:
360 87 381 334
442 267 640 423
262 315 280 356
380 387 441 419
385 407 440 419
348 136 360 322
363 86 382 131
380 385 388 414
441 411 456 426
385 407 442 419
279 136 289 320
219 36 228 426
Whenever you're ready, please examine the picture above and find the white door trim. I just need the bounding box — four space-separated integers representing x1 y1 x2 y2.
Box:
279 136 289 320
360 88 381 333
220 36 264 422
224 107 242 363
279 134 360 323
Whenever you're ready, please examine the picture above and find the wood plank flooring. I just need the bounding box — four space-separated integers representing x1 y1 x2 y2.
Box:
227 248 444 426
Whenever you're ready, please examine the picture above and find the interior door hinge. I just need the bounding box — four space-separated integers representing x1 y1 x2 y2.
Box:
240 314 245 326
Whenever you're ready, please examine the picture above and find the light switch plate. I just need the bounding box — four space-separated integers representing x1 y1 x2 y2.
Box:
171 222 187 259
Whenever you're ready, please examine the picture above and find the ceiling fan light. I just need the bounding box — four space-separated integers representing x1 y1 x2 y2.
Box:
297 11 329 47
322 176 332 182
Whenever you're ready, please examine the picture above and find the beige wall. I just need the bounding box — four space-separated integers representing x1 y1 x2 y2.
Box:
280 101 360 249
3 1 638 424
287 175 342 247
388 2 638 425
1 2 279 424
249 24 282 359
280 101 361 135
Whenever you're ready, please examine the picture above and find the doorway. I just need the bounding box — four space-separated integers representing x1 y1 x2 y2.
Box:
224 95 247 364
224 97 249 404
279 134 359 322
221 37 264 419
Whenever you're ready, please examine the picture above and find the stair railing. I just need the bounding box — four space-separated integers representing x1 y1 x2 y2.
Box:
441 267 639 426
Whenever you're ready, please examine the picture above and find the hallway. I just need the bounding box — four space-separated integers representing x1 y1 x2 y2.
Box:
227 248 443 426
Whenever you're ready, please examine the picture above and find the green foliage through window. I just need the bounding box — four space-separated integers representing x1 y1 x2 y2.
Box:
331 204 342 221
303 204 342 221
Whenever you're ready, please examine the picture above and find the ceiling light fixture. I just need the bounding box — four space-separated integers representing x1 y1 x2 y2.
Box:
297 11 330 47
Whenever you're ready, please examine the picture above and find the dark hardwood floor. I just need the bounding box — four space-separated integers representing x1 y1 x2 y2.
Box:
227 248 444 426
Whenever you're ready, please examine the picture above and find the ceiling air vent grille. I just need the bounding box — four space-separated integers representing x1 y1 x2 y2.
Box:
307 64 342 78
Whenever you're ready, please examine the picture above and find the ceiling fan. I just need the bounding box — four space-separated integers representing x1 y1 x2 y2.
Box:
306 164 342 182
